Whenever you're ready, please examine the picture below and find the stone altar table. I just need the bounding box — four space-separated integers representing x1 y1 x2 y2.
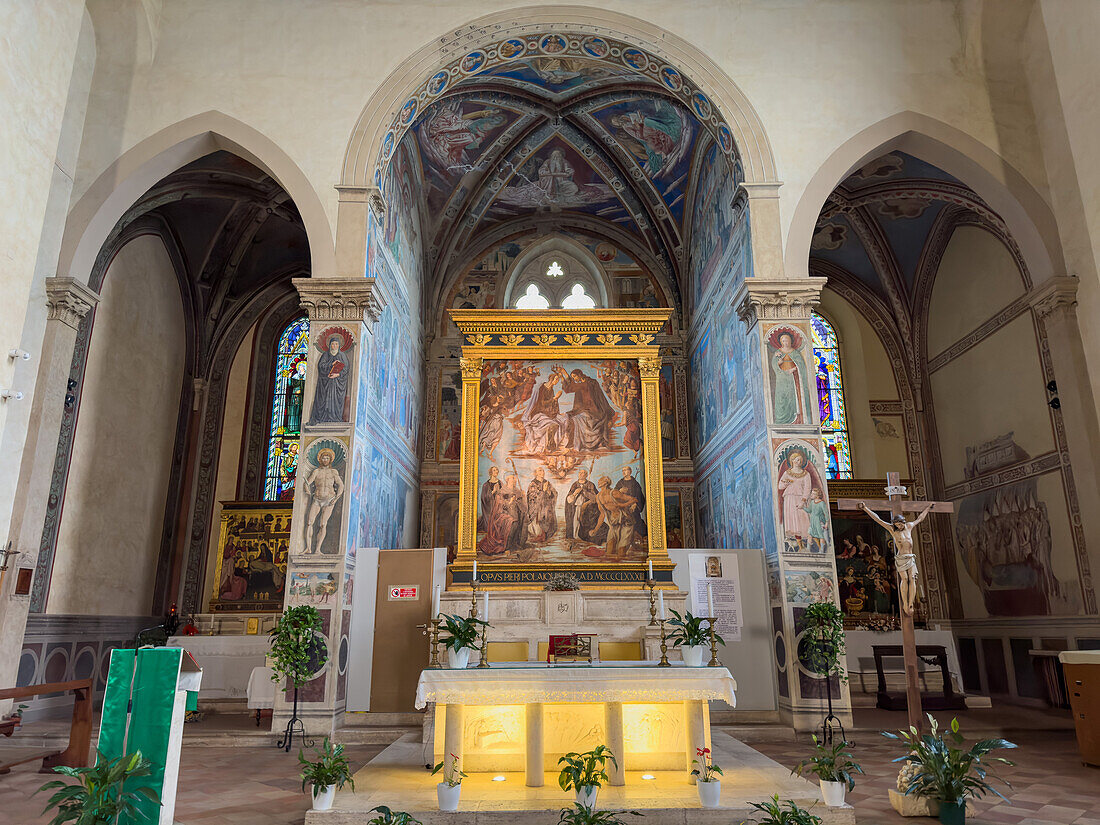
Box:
416 663 736 787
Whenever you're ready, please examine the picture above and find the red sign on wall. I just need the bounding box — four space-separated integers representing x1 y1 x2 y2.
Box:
388 585 419 600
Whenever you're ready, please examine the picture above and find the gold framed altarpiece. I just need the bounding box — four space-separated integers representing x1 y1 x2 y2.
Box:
449 308 673 589
209 501 292 612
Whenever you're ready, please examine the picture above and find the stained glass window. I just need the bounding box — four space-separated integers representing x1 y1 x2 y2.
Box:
264 317 309 500
811 312 853 480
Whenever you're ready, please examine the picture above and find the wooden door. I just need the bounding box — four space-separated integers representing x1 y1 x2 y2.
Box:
369 548 434 712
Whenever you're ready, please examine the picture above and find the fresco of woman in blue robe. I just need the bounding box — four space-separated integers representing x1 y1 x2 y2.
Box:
767 325 812 426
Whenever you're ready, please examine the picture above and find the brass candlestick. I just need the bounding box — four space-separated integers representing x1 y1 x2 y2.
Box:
657 619 671 667
646 579 657 626
419 618 443 668
469 577 479 619
706 617 721 667
476 622 490 668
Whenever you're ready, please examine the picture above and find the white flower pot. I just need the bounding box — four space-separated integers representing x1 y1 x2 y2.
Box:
575 785 599 809
697 778 722 808
312 784 337 811
447 647 472 669
437 781 462 811
820 779 847 807
682 645 708 667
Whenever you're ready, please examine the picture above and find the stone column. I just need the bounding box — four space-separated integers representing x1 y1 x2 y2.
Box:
0 277 98 702
273 277 383 736
1030 276 1098 612
734 276 852 731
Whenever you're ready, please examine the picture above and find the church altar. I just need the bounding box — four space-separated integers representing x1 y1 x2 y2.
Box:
417 663 736 787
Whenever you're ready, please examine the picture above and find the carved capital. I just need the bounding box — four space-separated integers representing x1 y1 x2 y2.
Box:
459 356 483 380
734 277 827 326
638 355 662 379
1030 275 1079 322
292 277 385 323
45 277 100 330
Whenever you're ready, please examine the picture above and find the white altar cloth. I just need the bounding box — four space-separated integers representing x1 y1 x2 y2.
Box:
415 662 736 708
417 663 735 787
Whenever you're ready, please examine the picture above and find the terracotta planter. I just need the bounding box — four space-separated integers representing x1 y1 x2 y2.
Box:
682 645 708 667
820 779 846 806
447 647 472 669
575 785 599 809
311 784 336 811
697 778 722 807
437 781 462 811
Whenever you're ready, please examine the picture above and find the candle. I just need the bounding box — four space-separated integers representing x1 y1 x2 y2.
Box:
657 589 666 621
432 584 441 618
648 559 653 580
482 590 489 619
707 581 715 617
472 560 478 582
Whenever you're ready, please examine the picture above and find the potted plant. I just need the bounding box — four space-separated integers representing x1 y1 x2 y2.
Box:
36 749 161 825
1 703 27 735
557 802 643 825
437 613 489 669
558 744 617 809
748 794 822 825
884 714 1017 825
796 602 847 738
367 806 423 825
431 752 467 811
270 605 327 751
691 746 723 807
667 609 723 666
792 735 863 806
299 737 354 811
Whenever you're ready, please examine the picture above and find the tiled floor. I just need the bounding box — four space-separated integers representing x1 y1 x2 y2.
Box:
0 707 1096 825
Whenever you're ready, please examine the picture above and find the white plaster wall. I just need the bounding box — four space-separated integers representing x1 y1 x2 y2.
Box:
48 235 185 615
0 0 89 547
68 0 1055 265
930 314 1054 488
817 288 907 479
200 326 256 609
926 226 1026 358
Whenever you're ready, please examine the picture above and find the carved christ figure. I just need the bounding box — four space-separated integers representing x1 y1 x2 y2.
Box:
859 502 934 615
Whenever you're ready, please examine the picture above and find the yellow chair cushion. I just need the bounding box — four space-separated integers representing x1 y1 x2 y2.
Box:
598 641 645 661
486 641 530 663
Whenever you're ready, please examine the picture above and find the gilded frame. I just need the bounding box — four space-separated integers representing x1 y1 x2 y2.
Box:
449 308 673 589
209 501 293 612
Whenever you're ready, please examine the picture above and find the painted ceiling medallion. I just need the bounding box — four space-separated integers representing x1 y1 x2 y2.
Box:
460 50 488 74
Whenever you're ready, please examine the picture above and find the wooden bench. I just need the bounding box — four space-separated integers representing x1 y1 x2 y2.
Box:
0 678 93 773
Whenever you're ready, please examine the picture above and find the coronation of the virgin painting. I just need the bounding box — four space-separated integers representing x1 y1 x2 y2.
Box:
476 358 647 563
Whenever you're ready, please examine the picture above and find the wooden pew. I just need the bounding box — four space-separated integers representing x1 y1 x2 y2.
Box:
0 678 93 773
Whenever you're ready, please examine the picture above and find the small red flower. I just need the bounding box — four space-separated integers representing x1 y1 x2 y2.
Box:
696 747 705 755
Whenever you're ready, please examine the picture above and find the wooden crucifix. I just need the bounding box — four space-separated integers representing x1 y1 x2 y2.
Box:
837 472 954 731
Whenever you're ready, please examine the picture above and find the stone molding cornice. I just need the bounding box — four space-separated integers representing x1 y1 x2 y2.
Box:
734 277 827 325
1029 275 1079 322
45 277 100 330
292 277 385 324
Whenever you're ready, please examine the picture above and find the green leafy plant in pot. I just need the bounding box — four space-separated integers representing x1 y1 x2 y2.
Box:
557 803 643 825
792 735 863 807
796 602 847 742
36 749 160 825
558 744 617 809
431 752 467 811
666 609 723 666
366 806 423 825
269 605 327 752
883 714 1016 825
748 794 822 825
437 613 489 669
299 737 354 812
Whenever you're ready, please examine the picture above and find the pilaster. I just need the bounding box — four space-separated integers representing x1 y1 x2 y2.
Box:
733 276 852 730
0 278 99 704
274 277 385 734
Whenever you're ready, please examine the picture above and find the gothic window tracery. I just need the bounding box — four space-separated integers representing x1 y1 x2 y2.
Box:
264 317 309 500
811 311 852 480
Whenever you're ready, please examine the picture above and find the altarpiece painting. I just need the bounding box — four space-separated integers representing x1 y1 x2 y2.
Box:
450 308 672 587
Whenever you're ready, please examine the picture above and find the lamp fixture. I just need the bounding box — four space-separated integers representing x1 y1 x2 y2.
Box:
7 349 30 361
0 389 24 401
491 775 506 782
